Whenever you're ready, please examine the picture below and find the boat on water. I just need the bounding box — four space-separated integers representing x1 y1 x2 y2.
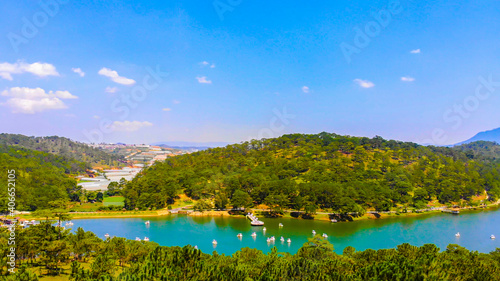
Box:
145 221 150 225
491 235 496 239
251 232 257 237
322 233 328 238
251 220 264 226
144 237 150 242
280 236 285 242
331 219 337 223
237 233 243 238
312 230 316 235
212 239 218 245
263 227 267 231
455 232 460 237
287 238 291 243
267 238 271 243
279 223 283 227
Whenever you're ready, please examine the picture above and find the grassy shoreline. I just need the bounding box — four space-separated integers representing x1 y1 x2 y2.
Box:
15 201 500 222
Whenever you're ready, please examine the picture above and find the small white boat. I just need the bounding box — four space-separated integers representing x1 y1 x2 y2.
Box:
104 233 110 239
267 238 271 243
263 227 267 231
251 232 257 237
212 239 217 245
312 230 316 235
491 235 496 239
144 237 150 242
145 221 150 225
331 219 337 223
279 223 283 227
322 233 328 238
135 237 141 241
237 233 243 238
270 236 275 241
455 232 460 237
280 236 285 242
287 238 291 243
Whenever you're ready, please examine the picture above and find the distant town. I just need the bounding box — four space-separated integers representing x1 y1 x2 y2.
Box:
78 143 199 191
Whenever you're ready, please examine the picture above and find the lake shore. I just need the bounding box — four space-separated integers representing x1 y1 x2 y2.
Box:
15 200 500 222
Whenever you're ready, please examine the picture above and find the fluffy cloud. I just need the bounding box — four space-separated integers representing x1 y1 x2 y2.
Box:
353 79 375 88
162 108 171 111
196 76 212 84
72 68 85 77
110 120 153 132
401 76 415 82
302 86 310 94
105 86 118 93
0 61 59 80
98 67 136 85
1 87 77 114
410 49 421 54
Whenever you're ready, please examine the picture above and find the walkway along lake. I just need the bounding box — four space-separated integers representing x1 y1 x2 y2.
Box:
70 207 500 255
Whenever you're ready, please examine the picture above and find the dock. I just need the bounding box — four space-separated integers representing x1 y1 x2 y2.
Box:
247 213 264 226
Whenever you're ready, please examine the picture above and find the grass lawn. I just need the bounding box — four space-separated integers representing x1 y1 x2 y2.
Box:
103 196 125 206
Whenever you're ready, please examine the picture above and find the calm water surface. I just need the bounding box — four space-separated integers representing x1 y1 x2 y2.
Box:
71 207 500 255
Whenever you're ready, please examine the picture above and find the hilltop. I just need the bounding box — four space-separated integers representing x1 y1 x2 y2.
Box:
0 133 125 167
123 132 500 213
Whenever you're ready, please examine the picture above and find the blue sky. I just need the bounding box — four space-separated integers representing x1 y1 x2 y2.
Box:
0 0 499 145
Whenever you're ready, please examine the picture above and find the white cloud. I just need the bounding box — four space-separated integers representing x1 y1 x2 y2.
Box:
1 87 77 114
210 64 216 68
173 100 181 104
200 61 209 66
0 61 59 80
162 108 171 111
72 68 85 77
93 115 100 119
105 86 118 93
98 67 136 85
401 76 415 82
353 79 375 88
410 49 421 54
110 120 153 132
196 76 212 84
301 86 310 94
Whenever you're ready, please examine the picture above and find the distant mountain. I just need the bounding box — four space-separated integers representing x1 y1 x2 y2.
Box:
457 127 500 145
0 133 124 166
152 141 231 149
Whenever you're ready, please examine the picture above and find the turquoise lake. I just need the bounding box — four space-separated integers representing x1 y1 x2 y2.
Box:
70 207 500 255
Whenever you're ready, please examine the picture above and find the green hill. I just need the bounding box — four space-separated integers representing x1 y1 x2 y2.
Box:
0 145 81 211
452 141 500 162
122 133 500 212
0 133 125 167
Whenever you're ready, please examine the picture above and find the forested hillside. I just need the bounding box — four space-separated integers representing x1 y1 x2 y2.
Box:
453 141 500 163
123 133 500 212
0 134 124 166
0 145 80 212
1 224 500 280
